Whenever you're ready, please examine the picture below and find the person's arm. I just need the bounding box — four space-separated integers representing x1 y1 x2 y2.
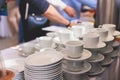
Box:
27 0 76 27
78 0 97 9
6 0 20 33
47 0 76 17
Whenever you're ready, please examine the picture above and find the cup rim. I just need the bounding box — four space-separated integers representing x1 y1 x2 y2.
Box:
64 40 84 47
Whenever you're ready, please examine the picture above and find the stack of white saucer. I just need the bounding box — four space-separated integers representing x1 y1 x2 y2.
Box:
24 49 63 80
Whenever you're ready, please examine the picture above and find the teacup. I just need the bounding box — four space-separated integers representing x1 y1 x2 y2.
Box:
83 33 99 48
101 24 116 37
88 28 108 41
71 25 85 38
63 59 84 72
58 30 72 44
64 40 84 58
36 36 53 48
20 43 35 56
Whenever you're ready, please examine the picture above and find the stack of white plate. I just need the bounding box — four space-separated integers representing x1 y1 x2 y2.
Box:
24 50 63 80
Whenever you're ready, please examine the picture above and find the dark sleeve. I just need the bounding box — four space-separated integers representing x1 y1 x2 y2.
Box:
27 0 50 14
0 0 5 8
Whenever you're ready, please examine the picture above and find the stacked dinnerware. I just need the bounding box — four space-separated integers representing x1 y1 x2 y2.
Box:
83 32 106 76
24 49 63 80
99 24 116 66
61 40 92 80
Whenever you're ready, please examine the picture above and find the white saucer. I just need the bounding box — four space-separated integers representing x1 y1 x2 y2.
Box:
63 62 91 74
63 73 89 80
87 53 104 62
109 50 119 58
100 56 114 66
101 45 113 54
113 30 120 36
105 36 114 42
62 49 92 61
88 67 105 76
84 42 106 49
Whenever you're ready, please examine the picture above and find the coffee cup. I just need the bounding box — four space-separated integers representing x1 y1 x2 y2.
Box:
20 43 35 56
36 36 53 48
71 26 85 38
64 40 84 58
88 28 108 41
101 24 116 37
58 30 72 44
83 33 99 48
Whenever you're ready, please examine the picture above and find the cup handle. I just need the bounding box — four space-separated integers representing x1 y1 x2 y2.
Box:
98 25 102 28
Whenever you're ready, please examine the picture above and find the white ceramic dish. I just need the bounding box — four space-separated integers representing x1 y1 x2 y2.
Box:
105 36 114 42
63 62 91 74
61 49 92 61
88 67 105 76
101 45 113 54
87 53 104 63
109 50 119 58
25 50 63 67
100 56 114 66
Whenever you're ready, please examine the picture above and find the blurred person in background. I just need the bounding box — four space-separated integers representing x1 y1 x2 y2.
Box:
0 0 5 8
0 0 12 38
48 0 97 26
7 0 77 42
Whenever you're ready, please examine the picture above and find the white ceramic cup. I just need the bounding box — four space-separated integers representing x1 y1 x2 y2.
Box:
20 43 35 56
88 28 108 41
37 36 53 48
64 40 84 58
58 30 72 44
63 59 84 72
83 33 99 48
101 24 116 37
71 25 85 38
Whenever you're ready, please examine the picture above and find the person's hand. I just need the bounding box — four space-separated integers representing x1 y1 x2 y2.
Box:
7 1 20 34
64 6 76 17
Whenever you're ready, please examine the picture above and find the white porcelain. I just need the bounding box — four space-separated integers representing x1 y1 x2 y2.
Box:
46 32 57 37
64 40 84 58
62 60 84 72
100 45 113 54
24 49 63 80
87 53 104 63
101 24 116 37
25 49 63 66
88 28 108 41
70 25 85 38
61 49 92 61
19 43 35 56
36 36 53 48
83 33 99 48
63 62 91 74
63 72 89 80
100 55 113 66
109 50 119 58
105 36 114 42
88 63 105 76
53 37 79 45
84 41 106 49
57 30 73 44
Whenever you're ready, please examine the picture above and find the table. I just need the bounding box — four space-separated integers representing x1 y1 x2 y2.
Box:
1 44 120 80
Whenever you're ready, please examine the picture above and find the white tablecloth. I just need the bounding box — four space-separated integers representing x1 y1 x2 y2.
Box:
1 45 120 80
